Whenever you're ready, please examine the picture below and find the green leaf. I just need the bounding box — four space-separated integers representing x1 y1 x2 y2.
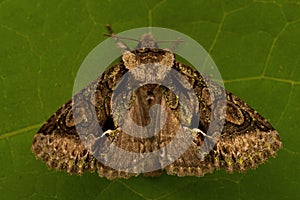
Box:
1 0 299 199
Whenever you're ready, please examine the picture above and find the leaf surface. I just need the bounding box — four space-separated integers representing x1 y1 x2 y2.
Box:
1 0 299 199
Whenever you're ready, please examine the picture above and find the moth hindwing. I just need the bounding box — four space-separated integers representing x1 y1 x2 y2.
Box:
32 28 282 180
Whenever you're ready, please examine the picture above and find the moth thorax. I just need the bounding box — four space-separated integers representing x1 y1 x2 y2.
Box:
129 63 171 82
122 51 175 70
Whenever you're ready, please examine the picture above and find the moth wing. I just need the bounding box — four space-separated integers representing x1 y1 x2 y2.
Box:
165 61 282 177
31 99 98 175
32 63 137 179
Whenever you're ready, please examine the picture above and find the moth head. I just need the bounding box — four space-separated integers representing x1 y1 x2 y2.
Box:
136 33 158 49
120 32 175 70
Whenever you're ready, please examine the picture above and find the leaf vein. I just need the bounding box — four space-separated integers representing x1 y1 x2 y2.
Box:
85 0 97 26
275 84 294 128
0 124 42 140
117 180 149 200
262 22 288 76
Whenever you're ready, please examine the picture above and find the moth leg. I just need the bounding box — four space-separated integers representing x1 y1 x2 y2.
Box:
163 127 220 177
94 128 139 180
101 128 120 143
164 128 217 177
190 128 221 161
190 128 208 160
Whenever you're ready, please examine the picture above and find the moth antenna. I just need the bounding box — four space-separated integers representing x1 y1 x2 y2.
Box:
105 24 131 51
156 37 184 51
104 34 140 42
105 24 114 35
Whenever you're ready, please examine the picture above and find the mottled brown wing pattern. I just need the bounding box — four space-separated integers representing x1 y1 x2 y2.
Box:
31 99 98 175
165 61 282 177
32 47 282 180
31 62 139 179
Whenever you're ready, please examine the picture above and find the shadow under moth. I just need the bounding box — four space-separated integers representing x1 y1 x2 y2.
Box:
32 26 282 180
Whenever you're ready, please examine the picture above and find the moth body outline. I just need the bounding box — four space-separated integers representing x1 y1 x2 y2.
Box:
31 26 282 179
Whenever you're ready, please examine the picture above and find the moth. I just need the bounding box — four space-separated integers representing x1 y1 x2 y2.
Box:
32 25 282 180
